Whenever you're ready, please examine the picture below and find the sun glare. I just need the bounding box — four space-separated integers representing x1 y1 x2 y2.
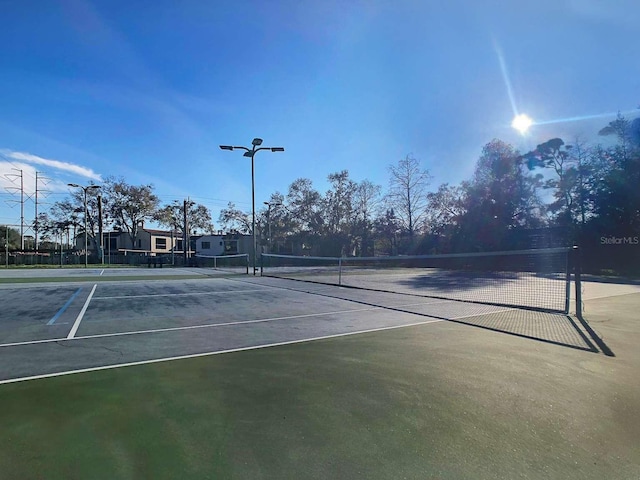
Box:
512 114 533 134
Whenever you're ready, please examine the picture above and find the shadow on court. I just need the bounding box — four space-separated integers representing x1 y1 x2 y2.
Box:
247 278 605 355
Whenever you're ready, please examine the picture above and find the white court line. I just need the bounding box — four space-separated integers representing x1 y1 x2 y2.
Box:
93 289 267 300
171 268 207 276
0 318 446 385
0 302 511 349
67 284 97 339
99 269 104 276
0 306 389 348
578 291 640 302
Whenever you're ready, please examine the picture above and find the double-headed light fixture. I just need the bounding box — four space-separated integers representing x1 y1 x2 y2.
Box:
219 138 284 274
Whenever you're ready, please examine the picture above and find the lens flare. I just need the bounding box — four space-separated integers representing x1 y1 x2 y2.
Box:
512 114 533 134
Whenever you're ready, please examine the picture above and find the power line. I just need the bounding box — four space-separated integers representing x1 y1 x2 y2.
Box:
0 153 37 180
4 168 25 249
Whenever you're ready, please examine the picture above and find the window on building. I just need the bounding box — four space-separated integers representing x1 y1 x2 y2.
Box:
223 240 238 254
155 238 167 249
137 239 142 248
201 241 211 249
176 239 183 251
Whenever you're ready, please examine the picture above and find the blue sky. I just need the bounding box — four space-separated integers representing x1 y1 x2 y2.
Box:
1 0 638 231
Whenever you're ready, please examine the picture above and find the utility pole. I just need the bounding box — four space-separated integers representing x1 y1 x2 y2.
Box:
35 171 39 252
98 194 104 264
171 227 175 266
4 225 8 268
68 183 101 268
4 169 25 250
19 170 23 251
183 199 188 265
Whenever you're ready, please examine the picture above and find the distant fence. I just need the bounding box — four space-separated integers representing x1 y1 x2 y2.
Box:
1 251 227 268
1 251 163 267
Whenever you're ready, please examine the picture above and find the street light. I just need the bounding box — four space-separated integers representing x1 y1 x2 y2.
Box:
68 183 101 268
219 138 284 275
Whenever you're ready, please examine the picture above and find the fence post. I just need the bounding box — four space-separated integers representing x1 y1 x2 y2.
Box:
338 258 342 286
564 248 571 314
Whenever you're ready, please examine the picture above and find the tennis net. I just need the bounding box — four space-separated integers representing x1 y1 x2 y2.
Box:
194 253 249 274
261 247 575 313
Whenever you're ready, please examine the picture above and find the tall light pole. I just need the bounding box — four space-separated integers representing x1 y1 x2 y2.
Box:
68 183 101 268
219 138 284 274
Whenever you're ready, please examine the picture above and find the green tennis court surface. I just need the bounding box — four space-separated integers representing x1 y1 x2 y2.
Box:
1 268 639 478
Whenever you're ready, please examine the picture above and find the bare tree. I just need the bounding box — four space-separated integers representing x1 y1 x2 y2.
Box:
354 179 382 225
385 154 431 236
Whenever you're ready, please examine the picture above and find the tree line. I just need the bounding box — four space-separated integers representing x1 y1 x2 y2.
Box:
20 177 215 252
4 114 638 270
220 114 640 261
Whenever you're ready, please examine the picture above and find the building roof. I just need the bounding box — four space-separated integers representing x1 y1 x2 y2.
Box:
141 228 179 236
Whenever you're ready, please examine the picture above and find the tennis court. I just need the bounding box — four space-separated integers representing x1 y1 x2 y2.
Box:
0 247 616 382
1 250 639 479
0 278 584 382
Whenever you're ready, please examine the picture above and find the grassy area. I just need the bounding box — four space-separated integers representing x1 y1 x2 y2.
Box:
2 320 638 480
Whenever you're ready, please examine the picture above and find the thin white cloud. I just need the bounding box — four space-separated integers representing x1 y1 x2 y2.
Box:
0 162 38 196
1 150 102 181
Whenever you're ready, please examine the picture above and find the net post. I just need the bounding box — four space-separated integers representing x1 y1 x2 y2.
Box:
564 248 571 314
338 258 342 286
573 245 582 317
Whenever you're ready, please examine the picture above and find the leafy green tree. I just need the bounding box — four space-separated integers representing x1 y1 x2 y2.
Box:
155 201 214 235
286 178 323 239
218 202 251 234
568 138 597 227
258 192 293 252
32 212 74 247
322 170 357 235
523 138 579 227
457 139 544 250
373 209 401 255
425 182 468 237
41 185 99 250
590 115 640 233
320 170 358 255
0 225 21 250
103 177 160 249
61 188 101 235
